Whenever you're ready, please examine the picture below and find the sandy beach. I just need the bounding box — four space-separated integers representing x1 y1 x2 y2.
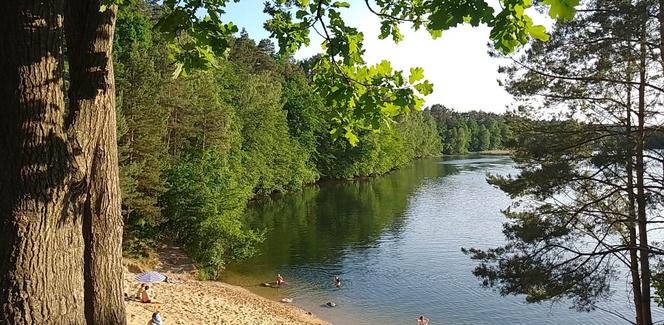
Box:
124 245 329 325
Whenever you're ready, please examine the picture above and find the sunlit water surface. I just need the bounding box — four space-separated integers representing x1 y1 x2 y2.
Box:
223 156 664 324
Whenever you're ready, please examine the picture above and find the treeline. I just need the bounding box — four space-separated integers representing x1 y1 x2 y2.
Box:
427 104 512 154
115 2 441 276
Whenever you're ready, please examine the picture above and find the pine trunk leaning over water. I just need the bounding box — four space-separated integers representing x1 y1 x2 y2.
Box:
0 0 125 323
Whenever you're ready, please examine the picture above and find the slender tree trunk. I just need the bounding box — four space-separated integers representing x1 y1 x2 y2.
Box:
626 86 644 325
0 0 87 323
659 0 664 70
636 21 653 325
65 2 125 324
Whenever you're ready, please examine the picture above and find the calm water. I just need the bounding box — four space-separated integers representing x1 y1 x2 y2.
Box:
223 156 663 324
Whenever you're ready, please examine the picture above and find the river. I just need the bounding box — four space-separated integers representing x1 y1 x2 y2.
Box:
223 156 663 324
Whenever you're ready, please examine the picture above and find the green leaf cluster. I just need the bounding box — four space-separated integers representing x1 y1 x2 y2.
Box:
310 57 434 144
154 0 239 76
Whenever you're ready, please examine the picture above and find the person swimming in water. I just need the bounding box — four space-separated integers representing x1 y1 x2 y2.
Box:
334 276 341 288
276 274 285 286
417 315 430 325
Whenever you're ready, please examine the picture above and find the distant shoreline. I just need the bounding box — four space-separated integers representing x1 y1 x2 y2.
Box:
443 149 511 156
249 152 512 202
476 149 511 155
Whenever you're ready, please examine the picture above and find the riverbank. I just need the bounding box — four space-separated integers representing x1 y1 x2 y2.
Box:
475 149 511 155
123 245 329 325
441 149 511 156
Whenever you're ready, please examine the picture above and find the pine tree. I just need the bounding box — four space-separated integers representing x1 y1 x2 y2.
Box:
465 2 664 323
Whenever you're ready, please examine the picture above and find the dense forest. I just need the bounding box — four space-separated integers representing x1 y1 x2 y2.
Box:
427 104 512 154
115 2 473 276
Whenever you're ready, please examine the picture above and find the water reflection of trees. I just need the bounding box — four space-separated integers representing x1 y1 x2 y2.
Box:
230 158 459 272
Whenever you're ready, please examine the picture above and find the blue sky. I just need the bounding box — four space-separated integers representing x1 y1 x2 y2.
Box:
222 1 552 113
223 2 271 41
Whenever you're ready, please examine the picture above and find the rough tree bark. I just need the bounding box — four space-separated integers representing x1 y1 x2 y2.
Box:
0 0 125 324
65 2 124 323
0 0 87 323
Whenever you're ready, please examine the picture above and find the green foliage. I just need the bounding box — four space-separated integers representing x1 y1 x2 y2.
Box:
654 263 664 307
235 73 318 193
542 0 579 20
229 35 278 73
121 0 574 143
115 12 267 272
162 149 263 278
318 110 441 178
471 5 664 322
115 2 169 231
280 63 327 166
464 119 622 311
311 57 433 145
154 1 239 76
114 4 443 272
478 125 491 151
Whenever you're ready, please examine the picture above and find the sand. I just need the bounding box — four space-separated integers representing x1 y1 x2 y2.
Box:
124 245 330 325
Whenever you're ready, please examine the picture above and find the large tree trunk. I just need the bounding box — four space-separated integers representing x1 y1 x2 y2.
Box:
0 0 125 324
0 0 87 323
65 2 125 324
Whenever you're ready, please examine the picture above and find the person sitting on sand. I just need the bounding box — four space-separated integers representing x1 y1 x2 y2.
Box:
276 274 285 286
417 315 430 325
147 311 163 325
136 284 146 299
334 276 341 288
141 285 161 304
